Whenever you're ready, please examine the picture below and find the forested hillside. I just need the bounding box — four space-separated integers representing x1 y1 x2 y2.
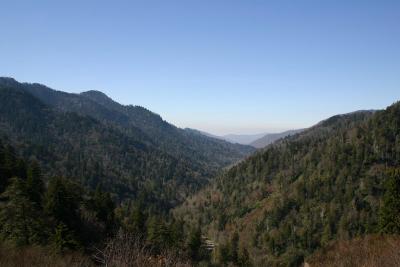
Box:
0 85 195 210
0 78 253 211
176 103 400 266
0 78 253 172
0 140 206 266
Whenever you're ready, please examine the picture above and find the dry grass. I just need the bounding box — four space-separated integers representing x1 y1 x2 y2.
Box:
0 232 192 267
0 244 93 267
306 235 400 267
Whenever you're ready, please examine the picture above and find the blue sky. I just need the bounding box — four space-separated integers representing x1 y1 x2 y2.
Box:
1 0 399 135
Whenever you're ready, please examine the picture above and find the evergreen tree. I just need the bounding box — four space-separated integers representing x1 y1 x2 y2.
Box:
3 145 16 178
26 161 44 207
93 185 115 231
0 145 16 192
0 177 45 245
218 243 230 265
239 248 252 267
51 222 79 253
15 159 28 180
379 169 400 234
146 215 173 249
130 202 146 235
44 177 82 237
0 144 7 192
188 227 202 261
230 231 239 264
169 218 184 248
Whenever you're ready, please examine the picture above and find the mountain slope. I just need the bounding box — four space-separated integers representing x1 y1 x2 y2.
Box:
0 85 204 207
0 78 252 211
0 78 254 173
176 105 400 266
250 129 304 148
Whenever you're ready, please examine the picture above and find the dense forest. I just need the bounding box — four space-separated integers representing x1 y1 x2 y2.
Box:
0 78 253 212
0 77 253 171
0 140 214 266
176 102 400 266
0 78 254 266
1 77 400 266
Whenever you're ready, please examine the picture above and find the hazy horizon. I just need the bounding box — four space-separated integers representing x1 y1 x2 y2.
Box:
1 1 399 135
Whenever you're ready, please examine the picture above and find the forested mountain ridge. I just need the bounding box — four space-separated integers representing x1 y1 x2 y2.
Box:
0 85 198 208
175 103 400 266
0 78 254 171
0 78 253 210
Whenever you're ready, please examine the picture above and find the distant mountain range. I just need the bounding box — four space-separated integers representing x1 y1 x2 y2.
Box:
250 129 305 148
222 133 267 145
187 129 304 148
185 130 266 144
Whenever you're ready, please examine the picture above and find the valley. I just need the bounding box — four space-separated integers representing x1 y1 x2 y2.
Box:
2 1 399 266
0 78 399 267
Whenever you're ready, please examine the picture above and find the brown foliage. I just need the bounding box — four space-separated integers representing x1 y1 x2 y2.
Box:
0 232 193 267
306 235 400 267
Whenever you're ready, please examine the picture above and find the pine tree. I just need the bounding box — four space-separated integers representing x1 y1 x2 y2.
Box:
130 202 146 235
15 159 28 180
239 248 252 267
51 223 79 253
146 215 172 249
169 218 184 248
93 185 115 230
0 144 7 193
26 161 44 207
44 177 81 233
0 177 45 245
379 169 400 234
3 145 16 178
218 243 230 265
188 227 202 261
0 145 16 192
230 231 239 264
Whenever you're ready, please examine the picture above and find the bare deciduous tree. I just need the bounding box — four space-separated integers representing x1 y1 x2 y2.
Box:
93 231 192 267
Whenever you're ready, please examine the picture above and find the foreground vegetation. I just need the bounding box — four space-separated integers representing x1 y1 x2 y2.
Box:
0 141 208 266
0 244 91 267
